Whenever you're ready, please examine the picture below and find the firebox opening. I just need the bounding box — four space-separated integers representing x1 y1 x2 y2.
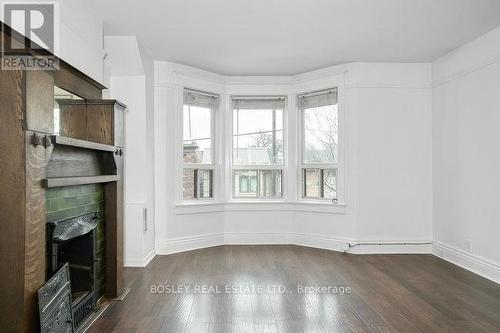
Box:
56 230 95 304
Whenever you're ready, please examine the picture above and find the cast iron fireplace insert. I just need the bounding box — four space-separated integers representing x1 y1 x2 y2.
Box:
47 211 100 330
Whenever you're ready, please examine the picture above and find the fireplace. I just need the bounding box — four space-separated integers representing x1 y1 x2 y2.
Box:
47 211 100 329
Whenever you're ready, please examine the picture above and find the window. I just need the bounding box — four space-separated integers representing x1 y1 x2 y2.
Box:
183 89 218 200
232 97 285 198
298 88 338 199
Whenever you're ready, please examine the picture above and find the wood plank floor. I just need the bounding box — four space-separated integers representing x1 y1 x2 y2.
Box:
88 245 500 333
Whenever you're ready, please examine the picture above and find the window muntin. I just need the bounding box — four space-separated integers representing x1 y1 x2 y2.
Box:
299 89 338 200
232 97 286 198
183 90 218 200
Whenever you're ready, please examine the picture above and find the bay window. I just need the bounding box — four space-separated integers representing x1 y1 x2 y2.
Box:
232 97 286 198
298 88 338 200
183 89 218 200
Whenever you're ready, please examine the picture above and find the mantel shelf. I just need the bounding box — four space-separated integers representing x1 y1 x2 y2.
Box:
52 135 116 152
43 175 119 188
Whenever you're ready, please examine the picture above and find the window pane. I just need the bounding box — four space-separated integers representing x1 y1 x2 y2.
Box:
197 169 213 199
303 169 321 198
234 170 258 198
183 169 213 200
183 168 195 200
303 168 337 199
234 170 282 198
323 169 337 199
183 105 212 163
233 108 283 165
303 104 338 164
183 139 211 164
258 170 282 197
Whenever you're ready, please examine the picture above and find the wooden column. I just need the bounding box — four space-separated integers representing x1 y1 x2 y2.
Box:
0 65 54 332
0 68 27 333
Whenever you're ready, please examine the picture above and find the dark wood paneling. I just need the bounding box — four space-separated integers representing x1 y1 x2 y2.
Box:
0 68 26 333
113 104 126 148
23 131 51 332
58 101 87 140
104 176 124 297
44 175 119 188
104 151 124 299
25 70 54 133
86 104 114 145
53 136 116 152
47 146 104 178
54 66 103 100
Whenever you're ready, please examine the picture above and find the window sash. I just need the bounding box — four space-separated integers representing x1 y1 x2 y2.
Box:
183 168 214 200
183 105 215 164
232 103 285 167
233 169 283 199
302 168 337 199
298 88 339 201
184 163 216 170
182 89 218 202
299 88 338 164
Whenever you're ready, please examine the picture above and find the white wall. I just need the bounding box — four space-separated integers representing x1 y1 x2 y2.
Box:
56 0 104 83
349 66 433 242
153 61 433 255
105 36 155 266
432 26 500 282
1 0 105 83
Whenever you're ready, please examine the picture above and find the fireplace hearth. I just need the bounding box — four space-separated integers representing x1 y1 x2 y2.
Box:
47 212 100 329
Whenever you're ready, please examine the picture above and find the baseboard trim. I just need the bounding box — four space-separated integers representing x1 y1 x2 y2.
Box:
154 233 432 255
151 235 499 284
346 241 433 254
124 249 156 267
291 233 349 252
433 241 500 284
142 249 156 267
156 234 223 255
224 232 292 245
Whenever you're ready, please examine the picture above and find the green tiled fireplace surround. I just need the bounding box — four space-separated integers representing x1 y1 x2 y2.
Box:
46 184 106 299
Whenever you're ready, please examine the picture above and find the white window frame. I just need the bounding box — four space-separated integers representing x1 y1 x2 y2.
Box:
297 87 344 203
230 96 287 200
182 89 218 201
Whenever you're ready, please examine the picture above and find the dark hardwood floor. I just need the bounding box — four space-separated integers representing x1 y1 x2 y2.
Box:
88 245 500 333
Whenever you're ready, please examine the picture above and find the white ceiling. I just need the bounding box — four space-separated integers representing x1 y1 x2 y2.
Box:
92 0 500 76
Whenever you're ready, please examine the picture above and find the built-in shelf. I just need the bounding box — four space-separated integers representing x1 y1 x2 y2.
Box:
43 175 119 188
52 135 116 152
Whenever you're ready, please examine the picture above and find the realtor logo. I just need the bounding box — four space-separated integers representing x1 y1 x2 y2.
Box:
1 2 59 70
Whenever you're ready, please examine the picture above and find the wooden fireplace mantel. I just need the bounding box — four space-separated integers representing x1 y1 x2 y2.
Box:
0 24 127 333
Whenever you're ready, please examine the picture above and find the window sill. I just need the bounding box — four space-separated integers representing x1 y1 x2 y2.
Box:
174 201 347 215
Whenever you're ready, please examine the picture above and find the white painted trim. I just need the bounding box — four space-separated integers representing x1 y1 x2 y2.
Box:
124 249 156 267
155 234 224 255
142 249 156 267
155 233 433 256
347 241 433 254
432 55 500 87
433 241 500 284
291 233 349 252
224 232 292 245
174 201 347 215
